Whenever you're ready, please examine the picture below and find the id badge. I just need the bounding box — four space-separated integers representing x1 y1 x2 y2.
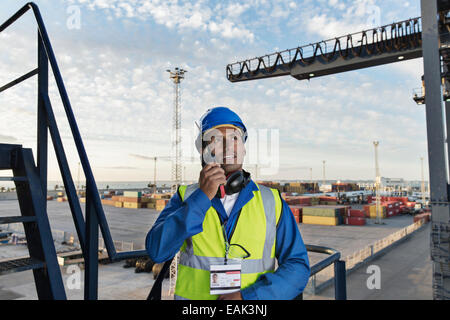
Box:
210 261 241 295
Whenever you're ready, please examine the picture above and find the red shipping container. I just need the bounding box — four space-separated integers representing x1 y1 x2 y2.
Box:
363 205 374 218
414 213 426 223
345 217 366 225
289 205 306 223
286 196 312 206
388 197 408 205
289 206 300 216
413 213 430 223
348 209 365 218
383 203 394 209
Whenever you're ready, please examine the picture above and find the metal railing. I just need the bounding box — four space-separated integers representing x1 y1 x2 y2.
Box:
297 245 346 300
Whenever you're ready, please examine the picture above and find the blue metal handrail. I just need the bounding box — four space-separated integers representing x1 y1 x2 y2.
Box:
0 2 146 299
303 244 347 300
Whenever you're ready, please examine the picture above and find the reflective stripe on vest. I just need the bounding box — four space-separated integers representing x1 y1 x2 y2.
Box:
174 182 281 300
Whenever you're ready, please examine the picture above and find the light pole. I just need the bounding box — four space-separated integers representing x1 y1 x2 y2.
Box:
373 141 383 224
167 67 187 194
322 160 326 192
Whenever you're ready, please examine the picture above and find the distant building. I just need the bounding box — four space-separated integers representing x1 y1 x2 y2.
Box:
381 177 406 188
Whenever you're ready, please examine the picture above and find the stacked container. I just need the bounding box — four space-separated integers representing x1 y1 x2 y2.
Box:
288 205 310 223
57 191 67 202
302 205 348 226
363 204 387 219
344 209 366 225
284 196 312 206
319 196 338 205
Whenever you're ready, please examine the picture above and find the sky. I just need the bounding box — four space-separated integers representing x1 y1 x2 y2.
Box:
0 0 430 184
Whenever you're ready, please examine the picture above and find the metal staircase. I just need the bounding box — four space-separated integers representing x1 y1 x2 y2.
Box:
0 2 147 300
0 144 66 299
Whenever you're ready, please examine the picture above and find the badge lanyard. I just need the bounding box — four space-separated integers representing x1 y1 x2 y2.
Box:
221 224 231 265
221 224 250 265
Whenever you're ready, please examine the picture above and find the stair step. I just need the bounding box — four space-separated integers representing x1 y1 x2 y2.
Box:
0 216 36 224
0 176 27 182
0 144 22 170
0 257 45 276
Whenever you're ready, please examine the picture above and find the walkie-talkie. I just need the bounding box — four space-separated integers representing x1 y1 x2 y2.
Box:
201 146 248 198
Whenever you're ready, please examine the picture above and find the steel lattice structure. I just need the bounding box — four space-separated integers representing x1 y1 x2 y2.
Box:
227 17 422 82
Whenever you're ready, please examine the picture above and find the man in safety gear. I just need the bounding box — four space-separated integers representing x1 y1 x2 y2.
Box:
146 106 310 300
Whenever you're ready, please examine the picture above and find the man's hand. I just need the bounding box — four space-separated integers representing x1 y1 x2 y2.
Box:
199 163 227 200
217 291 242 300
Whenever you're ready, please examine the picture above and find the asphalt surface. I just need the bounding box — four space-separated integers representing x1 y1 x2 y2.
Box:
306 223 432 300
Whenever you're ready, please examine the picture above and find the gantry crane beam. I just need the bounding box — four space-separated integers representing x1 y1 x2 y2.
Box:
227 17 425 82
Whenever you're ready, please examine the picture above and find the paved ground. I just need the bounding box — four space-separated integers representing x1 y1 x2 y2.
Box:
0 199 416 255
305 223 432 300
0 261 163 300
0 199 430 300
0 199 161 249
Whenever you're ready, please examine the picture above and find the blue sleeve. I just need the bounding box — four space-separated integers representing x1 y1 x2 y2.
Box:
240 197 311 300
145 188 212 263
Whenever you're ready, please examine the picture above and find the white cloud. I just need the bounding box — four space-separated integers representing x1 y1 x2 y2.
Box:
71 0 254 43
0 0 427 181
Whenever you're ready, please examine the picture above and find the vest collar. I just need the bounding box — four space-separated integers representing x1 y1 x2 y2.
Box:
211 179 259 236
230 179 259 217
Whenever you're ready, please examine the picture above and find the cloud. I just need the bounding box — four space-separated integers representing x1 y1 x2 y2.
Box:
69 0 255 43
103 166 139 170
0 134 18 143
0 0 427 181
129 153 156 161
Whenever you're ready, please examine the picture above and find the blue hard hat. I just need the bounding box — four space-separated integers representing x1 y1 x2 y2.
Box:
195 107 247 153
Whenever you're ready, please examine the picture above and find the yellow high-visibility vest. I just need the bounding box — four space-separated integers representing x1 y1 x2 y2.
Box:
174 182 282 300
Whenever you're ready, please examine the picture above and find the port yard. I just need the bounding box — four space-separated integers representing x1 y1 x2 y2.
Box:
0 191 430 299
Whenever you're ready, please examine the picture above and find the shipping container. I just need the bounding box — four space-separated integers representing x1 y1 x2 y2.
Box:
302 205 348 218
345 217 366 226
123 202 142 209
302 215 339 226
124 191 142 198
348 209 365 218
413 212 431 223
285 196 312 206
